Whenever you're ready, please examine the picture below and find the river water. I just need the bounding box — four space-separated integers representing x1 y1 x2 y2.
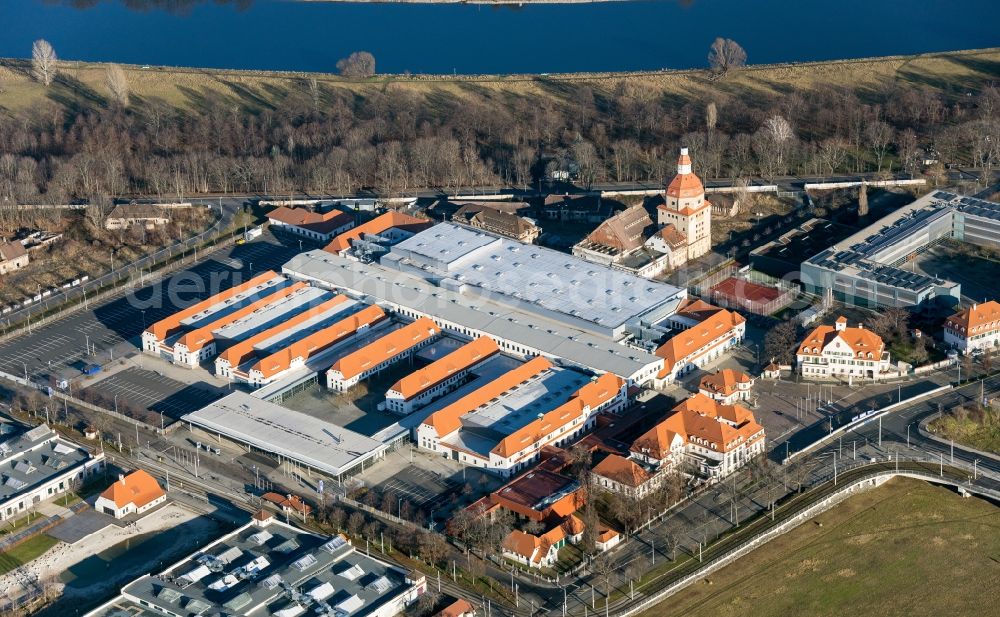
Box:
0 0 998 74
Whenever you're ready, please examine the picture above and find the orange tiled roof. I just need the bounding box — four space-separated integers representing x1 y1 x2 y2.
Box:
176 282 307 352
252 304 387 379
145 271 279 341
656 308 745 376
665 150 705 200
217 295 351 369
389 336 500 400
99 469 164 509
422 357 554 438
267 206 353 235
492 373 625 458
438 599 475 617
632 393 764 456
699 368 752 397
945 300 1000 336
598 526 620 543
263 492 313 515
797 318 885 357
330 317 440 381
324 211 432 254
591 454 652 488
656 224 688 249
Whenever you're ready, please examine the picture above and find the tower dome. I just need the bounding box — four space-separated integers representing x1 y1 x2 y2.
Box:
665 147 705 199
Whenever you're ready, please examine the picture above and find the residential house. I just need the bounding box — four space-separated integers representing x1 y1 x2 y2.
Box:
262 492 313 517
796 316 890 380
944 300 1000 355
500 515 584 569
698 369 754 405
655 300 746 384
0 241 28 275
267 206 354 242
590 453 659 499
452 203 540 243
94 469 166 519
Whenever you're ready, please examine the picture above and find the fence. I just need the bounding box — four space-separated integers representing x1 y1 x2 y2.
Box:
1 205 228 335
803 178 927 191
690 264 798 316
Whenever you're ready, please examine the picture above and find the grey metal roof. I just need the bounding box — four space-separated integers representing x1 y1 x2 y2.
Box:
1 423 94 503
183 392 387 477
388 222 685 331
282 250 663 380
91 521 416 617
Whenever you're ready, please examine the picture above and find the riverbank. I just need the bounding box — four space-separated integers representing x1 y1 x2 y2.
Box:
1 47 998 116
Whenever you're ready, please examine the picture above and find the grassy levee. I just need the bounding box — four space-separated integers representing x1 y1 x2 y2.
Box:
1 48 999 118
640 476 1000 617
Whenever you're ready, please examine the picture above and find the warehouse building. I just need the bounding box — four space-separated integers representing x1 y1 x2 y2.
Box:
142 271 288 358
325 317 441 391
801 191 1000 307
86 519 425 617
282 250 665 386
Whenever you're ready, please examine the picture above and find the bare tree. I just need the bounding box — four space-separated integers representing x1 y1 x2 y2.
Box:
708 38 747 73
706 101 718 131
337 51 376 78
764 319 799 365
858 181 869 218
106 64 130 107
865 119 894 172
31 39 58 86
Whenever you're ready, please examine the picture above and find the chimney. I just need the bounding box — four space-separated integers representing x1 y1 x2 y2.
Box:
119 474 126 485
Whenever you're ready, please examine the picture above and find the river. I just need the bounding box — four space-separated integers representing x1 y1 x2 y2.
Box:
0 0 998 74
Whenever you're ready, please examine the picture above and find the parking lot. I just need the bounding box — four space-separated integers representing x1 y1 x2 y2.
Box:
0 232 301 386
85 366 227 421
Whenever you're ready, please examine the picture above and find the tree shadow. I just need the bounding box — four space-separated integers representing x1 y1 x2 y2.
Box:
44 72 108 112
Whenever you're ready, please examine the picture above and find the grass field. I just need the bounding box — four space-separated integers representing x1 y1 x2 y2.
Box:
642 478 1000 617
1 47 999 117
0 534 59 575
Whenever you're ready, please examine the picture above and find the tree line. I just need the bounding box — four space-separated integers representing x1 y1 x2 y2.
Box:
1 42 998 207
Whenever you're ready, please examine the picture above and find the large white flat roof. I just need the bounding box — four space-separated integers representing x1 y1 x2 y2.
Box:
184 392 386 477
253 298 362 354
462 366 590 434
388 223 685 332
282 250 663 380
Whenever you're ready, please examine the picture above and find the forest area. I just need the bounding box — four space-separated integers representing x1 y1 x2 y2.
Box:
0 48 998 225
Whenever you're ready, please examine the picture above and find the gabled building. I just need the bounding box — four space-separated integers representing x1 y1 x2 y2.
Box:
698 369 754 405
384 336 500 414
590 453 658 499
452 203 540 244
417 360 626 477
326 317 441 391
500 516 584 569
630 393 765 480
572 205 673 278
655 300 746 384
0 240 29 275
267 206 354 242
944 300 1000 354
796 316 890 380
95 469 166 519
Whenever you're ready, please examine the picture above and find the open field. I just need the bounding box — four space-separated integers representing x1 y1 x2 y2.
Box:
1 48 998 117
641 477 1000 617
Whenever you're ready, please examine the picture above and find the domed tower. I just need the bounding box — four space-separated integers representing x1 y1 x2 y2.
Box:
657 147 712 261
